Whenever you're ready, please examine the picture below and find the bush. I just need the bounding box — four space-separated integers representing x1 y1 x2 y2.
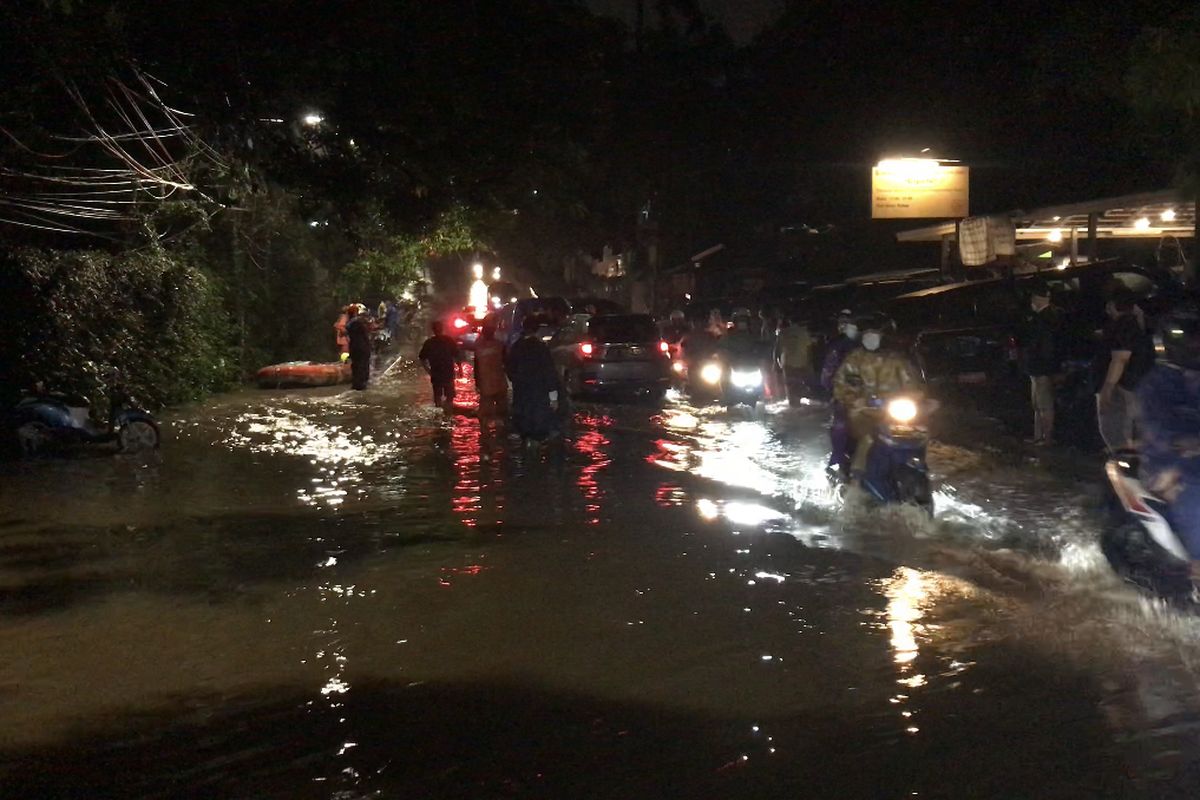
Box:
0 245 238 410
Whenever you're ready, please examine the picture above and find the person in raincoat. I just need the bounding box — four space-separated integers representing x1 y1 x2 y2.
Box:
833 318 922 476
506 314 561 445
775 314 814 405
334 305 352 357
345 304 373 390
1138 301 1200 589
820 310 860 474
473 316 509 424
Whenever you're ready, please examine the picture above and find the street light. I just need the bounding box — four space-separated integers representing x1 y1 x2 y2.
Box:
302 112 324 127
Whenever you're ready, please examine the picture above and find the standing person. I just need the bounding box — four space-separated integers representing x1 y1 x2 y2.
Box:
776 314 814 405
334 305 351 358
346 304 373 390
1025 282 1062 445
473 317 508 424
506 314 561 446
1097 287 1154 452
820 310 860 475
385 301 400 339
377 300 387 321
419 320 460 411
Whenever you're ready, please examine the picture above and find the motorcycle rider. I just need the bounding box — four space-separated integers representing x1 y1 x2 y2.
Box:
833 316 922 477
1137 301 1200 587
821 310 860 475
717 308 761 361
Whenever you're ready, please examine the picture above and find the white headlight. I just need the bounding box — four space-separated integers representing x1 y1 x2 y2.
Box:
731 369 763 389
700 362 723 385
887 397 918 423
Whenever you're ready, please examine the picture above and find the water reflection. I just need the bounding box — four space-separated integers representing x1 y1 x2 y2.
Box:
574 413 613 525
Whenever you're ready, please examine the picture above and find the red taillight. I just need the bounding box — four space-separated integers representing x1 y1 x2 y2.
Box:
452 317 469 330
659 340 670 354
580 342 595 357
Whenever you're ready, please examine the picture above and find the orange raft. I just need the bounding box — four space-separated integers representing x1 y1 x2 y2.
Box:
256 361 352 389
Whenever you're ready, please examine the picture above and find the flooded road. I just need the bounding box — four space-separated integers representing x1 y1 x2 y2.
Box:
3 359 1200 798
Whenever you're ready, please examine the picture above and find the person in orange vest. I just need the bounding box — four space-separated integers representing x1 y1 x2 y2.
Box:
334 305 352 358
473 316 508 424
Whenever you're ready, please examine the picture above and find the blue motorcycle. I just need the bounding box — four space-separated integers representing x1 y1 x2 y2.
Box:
857 395 933 511
8 387 159 455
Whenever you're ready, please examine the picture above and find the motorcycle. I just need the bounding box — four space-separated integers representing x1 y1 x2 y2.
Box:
853 395 933 510
8 387 160 456
1102 452 1193 599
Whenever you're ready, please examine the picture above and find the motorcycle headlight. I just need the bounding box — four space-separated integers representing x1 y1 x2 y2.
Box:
887 397 918 424
700 362 723 385
731 369 763 389
672 360 686 374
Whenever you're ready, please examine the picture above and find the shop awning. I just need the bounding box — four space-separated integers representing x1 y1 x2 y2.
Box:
896 189 1196 243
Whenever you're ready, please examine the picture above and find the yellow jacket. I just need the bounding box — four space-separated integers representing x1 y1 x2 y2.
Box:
833 348 922 408
776 325 812 370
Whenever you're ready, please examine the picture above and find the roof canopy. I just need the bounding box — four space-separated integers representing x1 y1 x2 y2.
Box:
896 189 1196 243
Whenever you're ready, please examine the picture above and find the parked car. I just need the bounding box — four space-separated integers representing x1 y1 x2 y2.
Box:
549 313 672 400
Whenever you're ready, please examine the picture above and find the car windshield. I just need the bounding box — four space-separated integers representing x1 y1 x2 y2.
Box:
588 315 658 343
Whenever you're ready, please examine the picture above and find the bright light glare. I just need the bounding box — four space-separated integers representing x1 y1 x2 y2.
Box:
696 498 720 520
726 503 784 526
1134 217 1151 230
887 397 918 424
1162 208 1177 222
1047 228 1062 243
672 360 686 374
731 370 763 389
472 263 484 279
700 362 723 385
302 113 324 127
468 278 489 315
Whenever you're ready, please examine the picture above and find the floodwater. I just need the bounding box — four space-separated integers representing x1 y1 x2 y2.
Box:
3 357 1200 798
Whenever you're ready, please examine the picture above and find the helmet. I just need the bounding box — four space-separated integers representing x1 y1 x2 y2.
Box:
1157 301 1200 371
669 309 685 323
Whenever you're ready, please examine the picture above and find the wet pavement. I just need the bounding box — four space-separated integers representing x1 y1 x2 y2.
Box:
3 357 1200 798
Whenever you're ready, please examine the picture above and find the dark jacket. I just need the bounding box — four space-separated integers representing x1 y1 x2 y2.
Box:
346 315 373 358
1025 306 1062 377
506 334 560 439
418 334 459 383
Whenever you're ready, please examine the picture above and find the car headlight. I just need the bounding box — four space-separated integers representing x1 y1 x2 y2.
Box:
700 362 723 385
887 397 918 424
730 369 763 389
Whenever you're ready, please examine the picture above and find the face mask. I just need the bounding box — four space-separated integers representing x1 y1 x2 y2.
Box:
843 324 859 341
862 332 881 351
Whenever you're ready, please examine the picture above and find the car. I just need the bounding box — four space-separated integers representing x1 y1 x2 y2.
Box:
494 297 571 351
445 306 486 350
549 313 672 399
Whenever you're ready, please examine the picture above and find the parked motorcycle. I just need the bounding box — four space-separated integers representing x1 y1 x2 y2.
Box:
1102 451 1193 599
8 388 160 455
854 395 933 510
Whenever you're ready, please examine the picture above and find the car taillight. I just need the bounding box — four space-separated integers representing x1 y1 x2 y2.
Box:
580 342 595 357
659 340 670 355
452 317 469 330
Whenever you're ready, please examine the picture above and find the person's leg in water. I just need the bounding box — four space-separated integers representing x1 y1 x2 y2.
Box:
828 402 852 475
848 407 877 476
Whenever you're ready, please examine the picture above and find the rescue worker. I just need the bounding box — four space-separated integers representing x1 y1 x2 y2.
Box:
775 314 814 405
1137 301 1200 588
344 304 373 390
820 310 860 475
473 316 508 424
833 317 922 477
506 314 561 446
334 305 352 358
418 320 460 411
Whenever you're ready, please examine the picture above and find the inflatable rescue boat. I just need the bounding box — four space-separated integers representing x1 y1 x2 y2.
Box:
256 361 352 389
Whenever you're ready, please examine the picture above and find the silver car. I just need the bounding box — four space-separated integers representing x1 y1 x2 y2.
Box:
550 314 672 399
